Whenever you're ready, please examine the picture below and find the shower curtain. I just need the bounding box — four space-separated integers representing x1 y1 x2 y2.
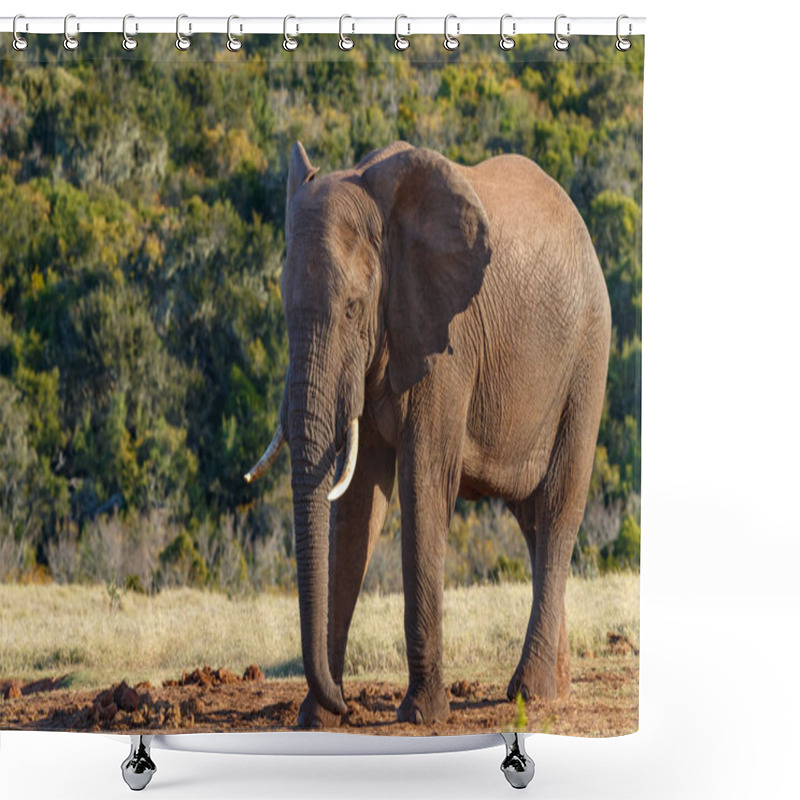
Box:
0 28 642 739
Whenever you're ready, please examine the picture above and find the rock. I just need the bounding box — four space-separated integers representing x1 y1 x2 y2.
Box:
113 681 139 712
180 697 204 716
450 680 481 699
216 668 239 685
4 682 23 700
357 687 377 711
98 701 118 723
180 667 215 688
129 710 146 726
607 632 638 656
170 665 245 688
243 664 264 682
95 689 115 708
165 703 182 727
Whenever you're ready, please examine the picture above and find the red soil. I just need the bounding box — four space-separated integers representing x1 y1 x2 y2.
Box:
0 656 638 737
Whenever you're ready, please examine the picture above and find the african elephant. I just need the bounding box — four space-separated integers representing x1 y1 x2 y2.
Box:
245 141 611 727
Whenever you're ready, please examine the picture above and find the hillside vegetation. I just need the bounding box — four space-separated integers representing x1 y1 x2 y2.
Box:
0 35 643 591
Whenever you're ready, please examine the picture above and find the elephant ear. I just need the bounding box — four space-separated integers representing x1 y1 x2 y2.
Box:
362 147 491 395
286 141 320 236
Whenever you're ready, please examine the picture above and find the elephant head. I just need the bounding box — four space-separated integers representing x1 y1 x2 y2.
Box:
245 141 491 716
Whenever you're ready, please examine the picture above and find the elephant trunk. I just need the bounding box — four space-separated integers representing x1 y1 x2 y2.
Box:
287 355 348 717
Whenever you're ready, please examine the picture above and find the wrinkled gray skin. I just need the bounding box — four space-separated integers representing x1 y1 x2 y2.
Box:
272 141 610 727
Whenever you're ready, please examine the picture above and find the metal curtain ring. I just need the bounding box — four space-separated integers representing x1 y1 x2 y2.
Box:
122 14 138 51
553 14 570 51
283 15 298 51
499 14 515 50
176 14 191 51
394 14 410 51
12 14 28 51
227 15 243 51
616 14 632 51
64 13 79 51
339 15 354 50
443 14 459 51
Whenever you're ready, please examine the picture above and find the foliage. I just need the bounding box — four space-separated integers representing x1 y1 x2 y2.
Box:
157 529 210 588
514 692 528 732
609 515 641 569
0 35 642 588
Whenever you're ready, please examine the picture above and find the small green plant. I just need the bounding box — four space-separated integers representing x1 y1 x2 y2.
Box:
514 692 527 732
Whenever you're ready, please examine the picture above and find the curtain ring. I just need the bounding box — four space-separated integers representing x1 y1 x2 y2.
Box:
499 14 515 50
176 14 191 51
443 14 459 51
64 13 79 51
122 15 138 51
283 15 298 51
616 15 632 51
339 15 354 50
394 14 410 51
553 14 570 51
12 15 28 51
227 15 243 51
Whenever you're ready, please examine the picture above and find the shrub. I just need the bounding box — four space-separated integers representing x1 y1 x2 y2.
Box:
361 531 402 595
157 529 209 588
45 519 80 583
445 499 529 588
195 513 249 594
610 515 641 569
489 555 529 585
0 527 26 581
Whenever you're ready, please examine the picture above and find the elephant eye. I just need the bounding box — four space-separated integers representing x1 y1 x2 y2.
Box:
345 299 361 321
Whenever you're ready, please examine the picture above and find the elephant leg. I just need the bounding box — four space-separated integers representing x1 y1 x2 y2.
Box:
508 499 571 700
298 420 396 728
395 428 461 725
507 383 602 702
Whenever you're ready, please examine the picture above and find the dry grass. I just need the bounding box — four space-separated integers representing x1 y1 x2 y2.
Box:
0 573 638 689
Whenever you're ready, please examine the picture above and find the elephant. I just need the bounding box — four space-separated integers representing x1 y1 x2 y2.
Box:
245 141 611 727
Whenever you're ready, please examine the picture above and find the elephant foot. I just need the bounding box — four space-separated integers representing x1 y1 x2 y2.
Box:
298 691 346 729
397 681 450 724
506 662 559 703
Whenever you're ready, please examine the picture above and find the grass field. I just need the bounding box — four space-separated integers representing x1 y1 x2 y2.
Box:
0 574 638 690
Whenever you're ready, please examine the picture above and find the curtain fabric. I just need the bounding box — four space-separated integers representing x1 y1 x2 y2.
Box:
0 32 643 737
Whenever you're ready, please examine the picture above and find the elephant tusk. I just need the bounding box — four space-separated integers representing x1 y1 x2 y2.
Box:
327 419 359 502
244 424 286 484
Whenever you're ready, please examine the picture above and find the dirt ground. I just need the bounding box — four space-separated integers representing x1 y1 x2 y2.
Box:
0 655 637 737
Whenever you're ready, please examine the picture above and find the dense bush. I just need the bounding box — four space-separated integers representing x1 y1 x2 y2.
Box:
0 35 642 589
